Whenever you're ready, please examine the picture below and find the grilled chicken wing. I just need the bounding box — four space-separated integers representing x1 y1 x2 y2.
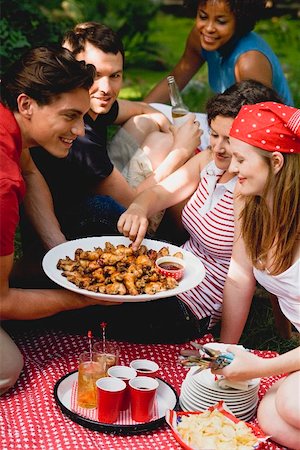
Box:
57 242 182 296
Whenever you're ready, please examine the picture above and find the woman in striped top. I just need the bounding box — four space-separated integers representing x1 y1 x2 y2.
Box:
118 80 281 334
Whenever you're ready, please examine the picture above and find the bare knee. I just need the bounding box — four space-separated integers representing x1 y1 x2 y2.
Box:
276 372 300 428
0 328 24 395
257 378 300 449
123 115 160 143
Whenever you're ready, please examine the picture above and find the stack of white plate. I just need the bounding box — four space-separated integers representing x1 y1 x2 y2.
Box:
179 367 260 421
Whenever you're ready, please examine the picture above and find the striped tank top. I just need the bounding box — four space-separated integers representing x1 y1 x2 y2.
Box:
177 160 237 328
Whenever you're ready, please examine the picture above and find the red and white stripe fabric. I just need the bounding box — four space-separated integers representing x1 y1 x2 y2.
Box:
178 161 236 328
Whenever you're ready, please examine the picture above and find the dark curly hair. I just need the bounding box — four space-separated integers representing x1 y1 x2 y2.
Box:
184 0 267 36
206 79 283 125
1 46 95 111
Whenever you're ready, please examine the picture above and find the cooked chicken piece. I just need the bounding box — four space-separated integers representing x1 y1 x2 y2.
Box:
100 253 124 266
105 282 127 295
144 282 166 295
123 272 139 295
123 255 136 265
115 261 127 272
157 247 170 258
91 268 105 283
104 242 116 253
147 249 157 260
173 251 183 259
57 257 78 271
86 283 107 293
148 272 160 282
79 259 101 272
62 271 92 288
75 248 102 261
103 265 116 276
114 244 134 256
137 244 148 255
127 264 143 278
165 277 178 289
110 271 124 283
135 278 147 289
135 255 153 268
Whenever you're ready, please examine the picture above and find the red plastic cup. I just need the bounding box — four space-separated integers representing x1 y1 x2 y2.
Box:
107 365 137 411
129 376 159 422
129 359 159 378
96 377 126 423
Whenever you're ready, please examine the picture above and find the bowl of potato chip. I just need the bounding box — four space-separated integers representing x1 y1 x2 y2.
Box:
166 401 269 450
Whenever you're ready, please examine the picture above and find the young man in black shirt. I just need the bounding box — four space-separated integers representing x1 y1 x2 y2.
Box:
16 22 200 287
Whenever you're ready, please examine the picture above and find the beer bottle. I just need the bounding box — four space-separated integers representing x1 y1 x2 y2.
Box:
167 75 189 126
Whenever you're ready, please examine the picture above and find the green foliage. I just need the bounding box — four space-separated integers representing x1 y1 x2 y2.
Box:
0 0 73 75
0 0 161 76
256 15 300 107
240 293 298 353
72 0 161 69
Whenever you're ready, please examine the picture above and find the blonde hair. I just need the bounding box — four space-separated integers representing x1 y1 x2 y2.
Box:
240 151 300 275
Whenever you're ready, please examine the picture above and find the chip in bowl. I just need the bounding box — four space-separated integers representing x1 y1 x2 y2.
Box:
166 401 269 450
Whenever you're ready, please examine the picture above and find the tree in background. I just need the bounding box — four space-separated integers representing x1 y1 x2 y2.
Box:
0 0 160 75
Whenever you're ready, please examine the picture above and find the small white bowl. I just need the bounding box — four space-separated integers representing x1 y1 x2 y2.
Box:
156 256 185 281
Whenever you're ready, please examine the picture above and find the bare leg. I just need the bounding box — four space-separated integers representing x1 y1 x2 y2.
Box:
0 327 24 395
122 115 160 146
140 131 174 170
257 372 300 449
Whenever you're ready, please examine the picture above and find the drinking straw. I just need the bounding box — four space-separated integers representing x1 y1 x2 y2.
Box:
100 322 107 352
88 330 93 361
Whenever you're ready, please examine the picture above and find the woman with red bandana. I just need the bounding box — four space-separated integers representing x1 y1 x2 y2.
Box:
145 0 293 106
217 102 300 449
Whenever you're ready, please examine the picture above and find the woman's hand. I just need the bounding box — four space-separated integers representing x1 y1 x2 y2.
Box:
211 346 266 381
117 204 149 251
172 113 202 155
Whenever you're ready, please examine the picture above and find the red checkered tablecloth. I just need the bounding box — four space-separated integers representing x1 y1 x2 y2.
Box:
1 329 285 450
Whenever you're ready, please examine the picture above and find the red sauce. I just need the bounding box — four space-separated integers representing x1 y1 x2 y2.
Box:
158 262 183 271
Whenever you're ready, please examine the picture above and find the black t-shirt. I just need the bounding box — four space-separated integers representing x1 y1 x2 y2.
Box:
30 101 119 217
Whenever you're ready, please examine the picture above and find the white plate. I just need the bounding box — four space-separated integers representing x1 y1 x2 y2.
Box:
186 378 259 399
191 369 260 392
179 395 257 420
181 382 257 406
181 381 258 403
54 371 179 434
43 237 205 302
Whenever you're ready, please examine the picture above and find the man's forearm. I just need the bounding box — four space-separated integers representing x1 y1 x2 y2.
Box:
22 159 66 249
1 288 92 321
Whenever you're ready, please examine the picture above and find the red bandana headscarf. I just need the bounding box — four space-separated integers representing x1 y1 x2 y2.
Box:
230 102 300 153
